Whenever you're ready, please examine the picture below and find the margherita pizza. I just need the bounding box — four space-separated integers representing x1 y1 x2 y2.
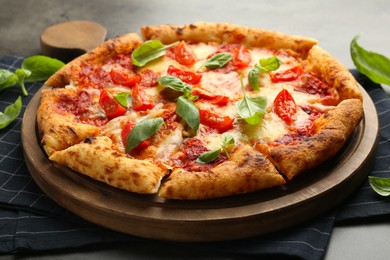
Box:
37 22 363 199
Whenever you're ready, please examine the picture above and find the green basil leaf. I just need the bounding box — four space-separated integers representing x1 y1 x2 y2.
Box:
157 75 192 94
203 52 232 69
176 96 200 133
221 134 235 158
196 148 222 164
351 35 390 86
236 95 267 125
114 92 131 108
368 176 390 196
21 55 65 82
125 117 164 153
258 56 281 73
132 40 179 67
15 69 31 96
248 65 260 91
0 69 18 91
0 96 22 129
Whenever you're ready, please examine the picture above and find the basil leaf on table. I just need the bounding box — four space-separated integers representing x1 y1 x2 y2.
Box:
15 69 31 96
176 96 200 133
125 117 164 153
351 35 390 86
0 69 18 91
132 40 179 67
368 176 390 196
0 96 22 129
203 52 232 69
22 55 65 82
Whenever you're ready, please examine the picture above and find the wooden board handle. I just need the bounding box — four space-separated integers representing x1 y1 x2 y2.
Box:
40 20 107 62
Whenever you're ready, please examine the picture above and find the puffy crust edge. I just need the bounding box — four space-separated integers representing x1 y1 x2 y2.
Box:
266 99 363 180
158 145 286 199
37 87 101 156
306 46 362 101
141 22 317 56
49 136 168 194
44 33 143 88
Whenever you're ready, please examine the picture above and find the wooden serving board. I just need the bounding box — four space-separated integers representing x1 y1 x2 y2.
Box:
21 87 378 242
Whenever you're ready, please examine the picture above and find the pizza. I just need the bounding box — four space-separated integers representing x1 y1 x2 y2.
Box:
37 22 363 199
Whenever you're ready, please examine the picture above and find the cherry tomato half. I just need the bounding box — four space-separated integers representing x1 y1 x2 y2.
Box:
270 64 303 83
200 110 234 133
232 46 251 69
131 84 155 111
192 88 230 106
99 90 127 119
167 65 202 84
175 41 197 66
110 66 140 87
273 89 297 124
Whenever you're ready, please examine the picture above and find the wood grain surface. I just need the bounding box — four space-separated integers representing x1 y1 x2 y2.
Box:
40 21 107 62
21 86 378 242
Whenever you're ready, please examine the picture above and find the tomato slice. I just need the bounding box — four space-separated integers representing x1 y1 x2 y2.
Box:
200 110 234 133
99 90 127 119
273 89 297 124
121 121 150 151
232 46 251 69
110 67 141 87
175 41 197 66
131 84 155 111
192 88 230 106
270 64 303 83
167 65 202 84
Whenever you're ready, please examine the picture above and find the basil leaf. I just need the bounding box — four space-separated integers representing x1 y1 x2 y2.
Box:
351 35 390 86
248 65 260 91
15 69 31 96
258 56 281 73
196 148 222 164
236 95 267 125
203 52 232 69
22 55 65 82
125 117 164 153
157 75 192 94
114 92 131 108
248 56 280 90
132 40 179 67
176 96 200 133
0 96 22 129
0 69 18 91
368 176 390 196
221 135 235 158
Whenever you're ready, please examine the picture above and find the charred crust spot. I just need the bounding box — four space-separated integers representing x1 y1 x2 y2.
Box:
176 27 184 35
189 24 197 29
84 136 96 143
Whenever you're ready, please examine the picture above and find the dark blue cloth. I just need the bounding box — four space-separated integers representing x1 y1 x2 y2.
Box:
0 55 389 259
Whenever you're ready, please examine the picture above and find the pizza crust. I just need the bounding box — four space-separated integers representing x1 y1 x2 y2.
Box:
44 33 143 88
141 22 317 56
158 145 286 199
49 136 168 194
37 87 101 156
265 99 363 180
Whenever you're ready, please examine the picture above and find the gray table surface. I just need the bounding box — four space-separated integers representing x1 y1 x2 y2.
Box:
1 0 390 259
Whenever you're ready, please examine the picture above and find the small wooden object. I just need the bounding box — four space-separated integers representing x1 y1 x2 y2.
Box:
40 21 107 62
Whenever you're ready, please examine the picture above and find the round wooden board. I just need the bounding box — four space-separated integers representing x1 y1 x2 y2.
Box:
22 87 378 242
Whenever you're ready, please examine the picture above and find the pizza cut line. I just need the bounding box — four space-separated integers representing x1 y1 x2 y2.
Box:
37 22 363 199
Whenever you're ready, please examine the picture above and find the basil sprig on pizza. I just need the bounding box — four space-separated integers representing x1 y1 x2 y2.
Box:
37 23 363 199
